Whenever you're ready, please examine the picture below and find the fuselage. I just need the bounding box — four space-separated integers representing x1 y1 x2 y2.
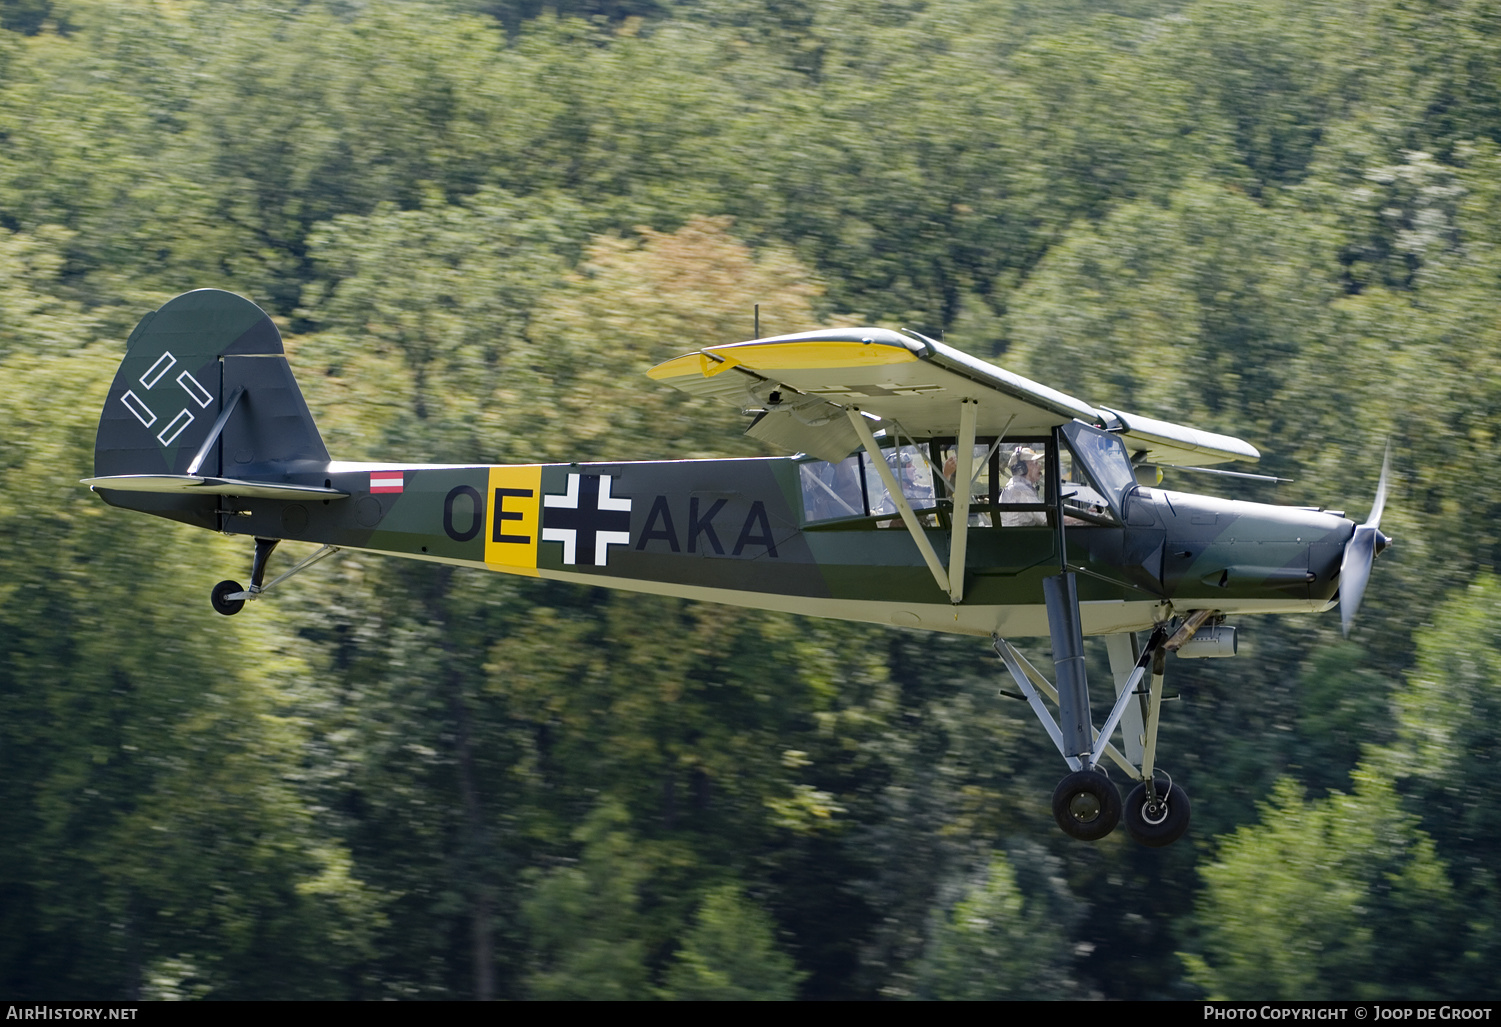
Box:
149 454 1354 639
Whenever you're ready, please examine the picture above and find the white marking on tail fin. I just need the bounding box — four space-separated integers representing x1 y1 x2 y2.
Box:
121 390 158 428
140 352 177 389
177 370 213 408
157 409 194 445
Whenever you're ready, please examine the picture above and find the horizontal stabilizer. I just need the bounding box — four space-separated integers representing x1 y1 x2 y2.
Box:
82 474 347 500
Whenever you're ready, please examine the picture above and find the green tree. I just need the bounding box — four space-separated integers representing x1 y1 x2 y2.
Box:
661 883 803 1000
522 802 653 999
523 215 825 460
1183 772 1459 1000
1004 177 1338 444
299 186 581 463
914 852 1080 1000
1391 576 1501 870
1373 576 1501 997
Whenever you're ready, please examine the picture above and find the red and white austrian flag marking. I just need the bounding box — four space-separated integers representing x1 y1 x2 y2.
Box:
370 471 404 494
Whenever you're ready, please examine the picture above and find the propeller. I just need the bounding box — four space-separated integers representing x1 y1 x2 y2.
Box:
1338 446 1393 637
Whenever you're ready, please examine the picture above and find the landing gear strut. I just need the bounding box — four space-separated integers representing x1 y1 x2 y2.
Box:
209 537 340 615
995 572 1199 846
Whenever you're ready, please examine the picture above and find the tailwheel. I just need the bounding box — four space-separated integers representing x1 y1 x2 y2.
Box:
1052 769 1121 841
206 538 340 617
1124 774 1190 847
211 579 246 616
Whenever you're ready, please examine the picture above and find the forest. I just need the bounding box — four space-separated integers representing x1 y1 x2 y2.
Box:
2 0 1500 1000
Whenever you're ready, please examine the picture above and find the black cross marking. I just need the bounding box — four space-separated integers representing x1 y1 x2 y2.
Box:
542 474 631 567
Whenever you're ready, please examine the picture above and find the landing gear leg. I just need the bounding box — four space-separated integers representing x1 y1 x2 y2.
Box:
1043 572 1122 840
996 594 1189 844
249 537 280 592
1127 636 1192 846
209 538 339 615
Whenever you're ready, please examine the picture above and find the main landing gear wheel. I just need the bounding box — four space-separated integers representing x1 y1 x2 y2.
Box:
211 579 246 617
1124 775 1191 848
1052 769 1122 841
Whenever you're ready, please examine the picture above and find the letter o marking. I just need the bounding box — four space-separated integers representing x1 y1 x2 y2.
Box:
444 485 484 542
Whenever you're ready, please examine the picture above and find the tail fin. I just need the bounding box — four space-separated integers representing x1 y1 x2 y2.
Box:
90 290 330 528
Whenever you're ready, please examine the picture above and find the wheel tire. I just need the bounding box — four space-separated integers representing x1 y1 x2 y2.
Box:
1052 769 1122 841
211 579 246 617
1124 776 1191 847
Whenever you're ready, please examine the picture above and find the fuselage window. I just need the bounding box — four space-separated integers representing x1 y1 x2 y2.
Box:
1058 421 1135 523
936 442 997 527
800 454 865 522
995 440 1116 527
863 444 936 520
799 444 940 527
999 443 1050 526
799 434 1120 529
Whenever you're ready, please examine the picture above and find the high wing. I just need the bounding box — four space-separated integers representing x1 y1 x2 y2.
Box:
647 327 1260 465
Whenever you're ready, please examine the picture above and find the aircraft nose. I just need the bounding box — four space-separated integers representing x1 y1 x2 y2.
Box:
1375 529 1392 556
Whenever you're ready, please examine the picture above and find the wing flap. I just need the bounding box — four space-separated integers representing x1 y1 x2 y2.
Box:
744 409 865 463
82 474 348 500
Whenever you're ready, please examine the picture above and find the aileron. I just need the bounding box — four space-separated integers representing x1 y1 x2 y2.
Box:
1099 407 1261 466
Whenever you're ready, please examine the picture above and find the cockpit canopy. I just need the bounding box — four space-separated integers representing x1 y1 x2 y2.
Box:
797 420 1138 530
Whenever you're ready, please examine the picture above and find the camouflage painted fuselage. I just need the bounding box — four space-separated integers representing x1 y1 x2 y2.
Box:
102 456 1352 639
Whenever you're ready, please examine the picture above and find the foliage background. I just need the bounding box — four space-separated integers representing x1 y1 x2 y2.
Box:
2 0 1498 999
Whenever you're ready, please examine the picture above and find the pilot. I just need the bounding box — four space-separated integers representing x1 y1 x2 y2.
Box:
1001 447 1048 527
897 449 933 502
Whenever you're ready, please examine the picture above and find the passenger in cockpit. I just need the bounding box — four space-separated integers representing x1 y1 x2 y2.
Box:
1000 447 1048 527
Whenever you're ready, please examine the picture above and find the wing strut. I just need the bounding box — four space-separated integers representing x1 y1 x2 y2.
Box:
845 407 951 598
946 399 978 603
846 399 989 604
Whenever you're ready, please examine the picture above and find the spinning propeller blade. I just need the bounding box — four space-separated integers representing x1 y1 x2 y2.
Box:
1339 446 1393 637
